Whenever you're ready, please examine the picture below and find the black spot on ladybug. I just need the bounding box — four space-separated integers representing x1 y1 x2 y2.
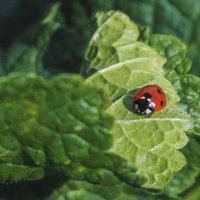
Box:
160 101 164 106
143 93 152 98
157 89 162 95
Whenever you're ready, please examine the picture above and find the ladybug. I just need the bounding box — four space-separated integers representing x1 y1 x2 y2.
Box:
133 85 167 115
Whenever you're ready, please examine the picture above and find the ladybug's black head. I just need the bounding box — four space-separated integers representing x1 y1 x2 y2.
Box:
133 93 155 115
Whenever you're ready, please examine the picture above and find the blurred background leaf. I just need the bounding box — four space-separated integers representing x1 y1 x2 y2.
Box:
114 0 200 76
1 0 200 75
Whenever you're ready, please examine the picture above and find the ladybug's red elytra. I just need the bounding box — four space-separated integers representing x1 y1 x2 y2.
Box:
133 85 167 115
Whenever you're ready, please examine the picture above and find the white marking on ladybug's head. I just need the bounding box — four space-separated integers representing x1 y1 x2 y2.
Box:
147 98 151 102
134 104 138 109
147 99 155 109
145 109 151 114
151 102 156 108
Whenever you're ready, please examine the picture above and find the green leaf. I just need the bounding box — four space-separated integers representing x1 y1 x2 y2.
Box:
179 74 200 135
0 72 142 186
131 9 200 196
183 184 200 200
3 3 62 75
146 34 200 135
84 11 192 189
146 31 200 196
0 73 105 182
165 139 200 197
114 0 200 76
148 34 191 78
82 11 140 76
47 180 168 200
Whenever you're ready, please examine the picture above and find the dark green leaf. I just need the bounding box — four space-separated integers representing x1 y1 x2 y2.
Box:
47 180 169 200
3 3 62 75
0 72 141 187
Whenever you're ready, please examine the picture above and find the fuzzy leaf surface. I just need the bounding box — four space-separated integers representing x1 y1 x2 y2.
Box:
84 11 192 189
146 31 200 196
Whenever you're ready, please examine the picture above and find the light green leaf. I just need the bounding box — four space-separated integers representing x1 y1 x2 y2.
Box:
86 59 179 107
109 111 190 189
84 11 192 189
83 11 140 76
135 9 200 197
